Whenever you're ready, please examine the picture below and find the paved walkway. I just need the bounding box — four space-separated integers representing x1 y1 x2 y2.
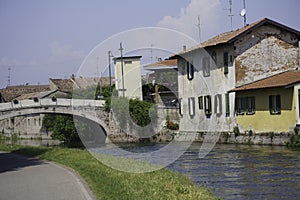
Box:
0 152 96 200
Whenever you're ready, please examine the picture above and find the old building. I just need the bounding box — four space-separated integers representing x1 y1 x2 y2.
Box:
144 59 180 122
172 18 300 134
0 84 50 103
0 76 112 138
144 59 178 106
0 84 51 138
230 70 300 133
113 56 143 100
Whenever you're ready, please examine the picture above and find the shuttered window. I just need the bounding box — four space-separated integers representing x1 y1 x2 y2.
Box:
269 95 281 114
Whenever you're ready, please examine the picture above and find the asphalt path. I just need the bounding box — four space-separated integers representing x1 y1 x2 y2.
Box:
0 152 96 200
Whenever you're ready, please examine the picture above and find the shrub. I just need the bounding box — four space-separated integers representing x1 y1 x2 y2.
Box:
166 120 179 130
233 126 240 138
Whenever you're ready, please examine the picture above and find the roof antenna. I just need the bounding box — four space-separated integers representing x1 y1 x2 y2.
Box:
7 67 11 86
228 0 234 31
240 0 247 27
196 15 202 43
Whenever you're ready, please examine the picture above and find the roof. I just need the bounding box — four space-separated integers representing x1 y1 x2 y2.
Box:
0 85 50 102
74 77 113 88
50 77 113 93
144 59 177 70
113 55 142 61
173 18 300 56
16 90 54 100
50 78 74 93
230 70 300 92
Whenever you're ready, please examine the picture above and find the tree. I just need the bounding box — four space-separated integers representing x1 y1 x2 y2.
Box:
42 114 83 147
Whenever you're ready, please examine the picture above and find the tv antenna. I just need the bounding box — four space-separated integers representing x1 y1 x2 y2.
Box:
227 0 234 31
150 44 154 63
96 56 99 77
240 0 247 27
7 67 11 86
196 15 202 43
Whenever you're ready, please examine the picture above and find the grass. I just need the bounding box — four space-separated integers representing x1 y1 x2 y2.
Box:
0 144 218 200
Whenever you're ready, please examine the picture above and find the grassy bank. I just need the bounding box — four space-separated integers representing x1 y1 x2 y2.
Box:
0 144 218 200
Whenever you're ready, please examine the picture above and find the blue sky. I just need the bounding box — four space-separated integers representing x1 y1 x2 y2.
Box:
0 0 299 88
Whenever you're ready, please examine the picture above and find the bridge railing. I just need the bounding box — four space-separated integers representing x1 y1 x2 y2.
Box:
0 98 105 112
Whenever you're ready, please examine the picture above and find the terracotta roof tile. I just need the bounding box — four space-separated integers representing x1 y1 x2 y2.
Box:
230 70 300 92
144 59 177 69
0 85 50 102
50 78 74 92
173 18 300 56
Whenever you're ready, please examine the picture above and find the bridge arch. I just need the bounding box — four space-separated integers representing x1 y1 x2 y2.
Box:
0 99 110 145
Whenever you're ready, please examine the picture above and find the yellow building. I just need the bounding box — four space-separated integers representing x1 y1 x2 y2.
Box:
231 70 300 133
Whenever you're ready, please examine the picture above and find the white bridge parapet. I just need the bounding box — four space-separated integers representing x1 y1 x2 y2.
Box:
0 98 105 112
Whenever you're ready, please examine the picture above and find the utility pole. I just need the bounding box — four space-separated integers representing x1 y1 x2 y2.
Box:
96 57 99 77
119 42 125 98
150 44 154 63
108 51 113 97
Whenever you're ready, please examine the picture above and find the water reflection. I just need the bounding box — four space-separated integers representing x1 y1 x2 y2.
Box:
113 143 300 199
168 144 300 200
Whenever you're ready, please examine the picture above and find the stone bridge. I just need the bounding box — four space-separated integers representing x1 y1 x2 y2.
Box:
0 98 112 136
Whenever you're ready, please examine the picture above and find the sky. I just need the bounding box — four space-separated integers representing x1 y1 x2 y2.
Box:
0 0 299 88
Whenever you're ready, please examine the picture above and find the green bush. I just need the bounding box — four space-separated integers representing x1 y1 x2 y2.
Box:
233 126 240 138
287 127 300 148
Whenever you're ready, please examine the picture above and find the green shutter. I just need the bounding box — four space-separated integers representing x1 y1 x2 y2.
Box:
224 52 229 74
269 95 273 113
276 95 281 113
225 93 230 115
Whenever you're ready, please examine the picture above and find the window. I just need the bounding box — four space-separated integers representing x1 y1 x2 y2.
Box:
179 98 183 116
223 52 229 74
188 97 195 117
269 95 281 114
181 60 185 75
198 96 203 110
212 51 217 65
204 95 212 116
215 94 222 115
186 61 194 80
247 96 255 114
229 55 233 64
124 61 132 65
225 93 230 116
235 96 255 115
203 57 210 77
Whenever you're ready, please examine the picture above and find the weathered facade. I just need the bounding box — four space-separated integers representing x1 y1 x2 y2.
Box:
0 114 49 139
173 18 300 134
231 70 300 133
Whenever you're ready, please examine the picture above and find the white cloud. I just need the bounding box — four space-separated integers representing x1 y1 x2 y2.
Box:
157 0 222 42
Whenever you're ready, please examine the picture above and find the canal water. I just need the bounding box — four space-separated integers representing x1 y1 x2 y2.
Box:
118 143 300 200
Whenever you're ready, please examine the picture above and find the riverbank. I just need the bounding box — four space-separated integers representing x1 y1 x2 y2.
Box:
0 144 218 200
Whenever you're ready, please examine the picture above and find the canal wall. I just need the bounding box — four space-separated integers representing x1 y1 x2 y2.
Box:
172 131 292 146
107 129 293 146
